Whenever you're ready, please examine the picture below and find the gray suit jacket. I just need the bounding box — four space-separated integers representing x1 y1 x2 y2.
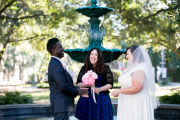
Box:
48 57 78 113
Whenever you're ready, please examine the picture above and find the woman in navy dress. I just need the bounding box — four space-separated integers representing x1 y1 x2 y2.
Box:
75 48 113 120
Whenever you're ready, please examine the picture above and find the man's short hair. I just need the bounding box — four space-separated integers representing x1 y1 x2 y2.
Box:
47 38 59 54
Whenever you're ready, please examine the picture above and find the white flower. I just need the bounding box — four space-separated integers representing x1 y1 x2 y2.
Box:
61 61 66 69
82 72 90 80
88 70 93 75
92 72 98 79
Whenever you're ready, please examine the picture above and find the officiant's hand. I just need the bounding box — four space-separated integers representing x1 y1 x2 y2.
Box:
81 94 89 98
77 87 88 96
111 90 119 98
89 84 95 87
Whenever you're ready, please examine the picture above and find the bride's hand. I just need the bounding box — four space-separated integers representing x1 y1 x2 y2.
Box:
111 90 119 98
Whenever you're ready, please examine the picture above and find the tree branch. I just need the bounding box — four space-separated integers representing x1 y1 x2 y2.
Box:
0 14 48 20
0 42 9 63
0 0 17 15
172 48 180 59
9 34 50 42
143 41 169 48
123 4 180 22
139 4 180 21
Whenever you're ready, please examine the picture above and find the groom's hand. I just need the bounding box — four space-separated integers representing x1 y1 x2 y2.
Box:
81 94 89 98
77 88 88 96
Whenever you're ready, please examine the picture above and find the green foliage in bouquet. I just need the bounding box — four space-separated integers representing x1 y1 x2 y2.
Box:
159 90 180 104
0 91 33 105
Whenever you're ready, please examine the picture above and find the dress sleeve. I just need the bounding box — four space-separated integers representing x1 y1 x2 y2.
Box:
131 70 146 86
76 66 85 84
105 65 113 88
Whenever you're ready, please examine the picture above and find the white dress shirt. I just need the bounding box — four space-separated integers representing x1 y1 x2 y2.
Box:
51 56 62 63
51 56 67 70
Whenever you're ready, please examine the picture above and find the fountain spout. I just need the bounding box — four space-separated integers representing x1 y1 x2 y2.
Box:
91 0 98 7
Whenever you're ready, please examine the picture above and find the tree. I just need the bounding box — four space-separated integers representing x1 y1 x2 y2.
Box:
0 0 80 63
147 46 161 82
101 0 180 59
2 43 40 82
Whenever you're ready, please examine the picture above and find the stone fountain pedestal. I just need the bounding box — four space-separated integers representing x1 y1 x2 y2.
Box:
65 0 126 63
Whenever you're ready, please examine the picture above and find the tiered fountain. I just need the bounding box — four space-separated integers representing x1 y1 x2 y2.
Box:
65 0 126 63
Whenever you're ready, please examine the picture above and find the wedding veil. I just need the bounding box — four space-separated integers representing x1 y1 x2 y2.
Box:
124 46 160 109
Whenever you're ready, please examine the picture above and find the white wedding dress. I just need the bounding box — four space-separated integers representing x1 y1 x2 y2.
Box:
117 63 154 120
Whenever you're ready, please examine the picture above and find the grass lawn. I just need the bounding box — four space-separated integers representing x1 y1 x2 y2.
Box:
30 90 50 104
17 84 33 87
18 83 175 104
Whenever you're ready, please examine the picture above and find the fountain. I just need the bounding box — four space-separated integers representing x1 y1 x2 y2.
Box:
65 0 126 63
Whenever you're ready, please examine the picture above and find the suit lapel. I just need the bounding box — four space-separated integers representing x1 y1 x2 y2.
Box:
51 57 63 66
51 57 74 85
64 69 74 85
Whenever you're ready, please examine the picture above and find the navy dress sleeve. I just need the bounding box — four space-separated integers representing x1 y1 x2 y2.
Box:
105 65 114 88
77 66 85 84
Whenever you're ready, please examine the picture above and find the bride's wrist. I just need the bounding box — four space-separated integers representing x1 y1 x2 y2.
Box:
119 89 122 94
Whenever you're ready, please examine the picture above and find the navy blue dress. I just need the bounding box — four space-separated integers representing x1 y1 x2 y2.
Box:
75 74 113 120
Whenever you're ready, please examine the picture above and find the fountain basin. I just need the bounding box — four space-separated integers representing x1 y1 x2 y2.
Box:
65 48 126 63
75 7 113 18
0 103 180 120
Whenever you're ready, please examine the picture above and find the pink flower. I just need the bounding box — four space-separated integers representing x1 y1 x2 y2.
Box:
82 77 89 85
82 70 98 85
82 72 90 80
88 76 95 84
121 67 124 70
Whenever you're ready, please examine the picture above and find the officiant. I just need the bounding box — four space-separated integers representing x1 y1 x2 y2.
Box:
75 48 114 120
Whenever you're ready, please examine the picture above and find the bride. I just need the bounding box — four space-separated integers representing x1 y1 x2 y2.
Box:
111 45 159 120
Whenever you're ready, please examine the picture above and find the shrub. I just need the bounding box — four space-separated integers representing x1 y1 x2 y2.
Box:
113 82 121 88
161 77 171 85
36 82 49 88
167 69 180 82
0 91 33 105
112 70 121 83
159 90 180 104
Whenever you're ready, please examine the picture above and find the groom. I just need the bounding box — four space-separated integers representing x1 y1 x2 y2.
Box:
47 38 88 120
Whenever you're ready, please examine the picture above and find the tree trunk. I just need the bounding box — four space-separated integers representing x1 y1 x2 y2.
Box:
154 64 158 83
172 48 180 59
0 42 8 63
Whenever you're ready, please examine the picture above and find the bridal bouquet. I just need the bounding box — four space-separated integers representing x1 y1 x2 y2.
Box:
82 70 98 103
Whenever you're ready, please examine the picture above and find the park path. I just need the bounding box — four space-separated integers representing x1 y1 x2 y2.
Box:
0 85 49 95
1 82 180 93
